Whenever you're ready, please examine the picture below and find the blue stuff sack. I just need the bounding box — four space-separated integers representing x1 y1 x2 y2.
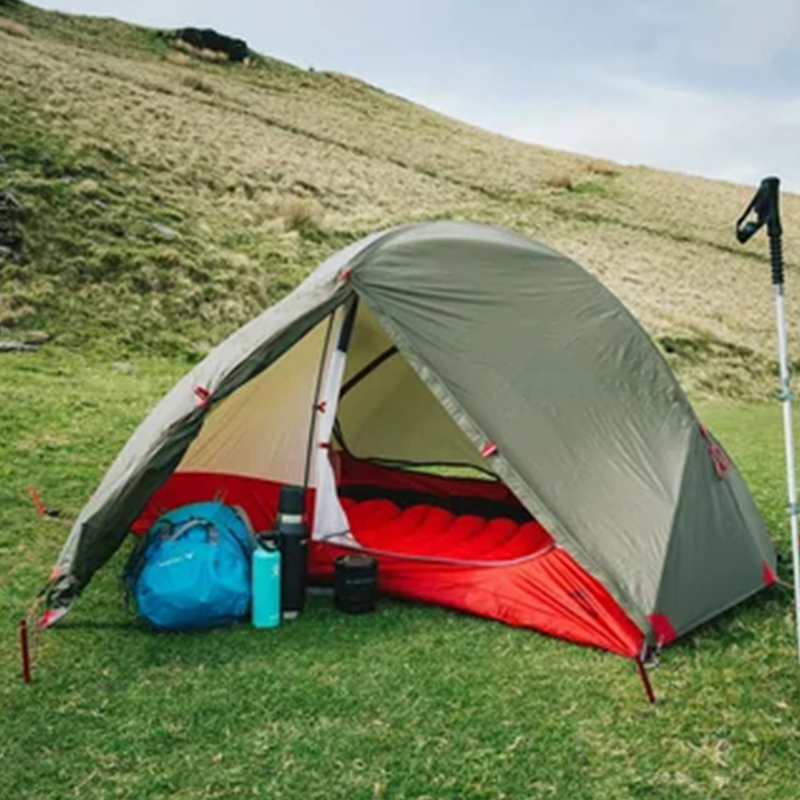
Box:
125 502 254 631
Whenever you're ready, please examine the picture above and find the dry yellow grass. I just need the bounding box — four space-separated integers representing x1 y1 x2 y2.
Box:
181 73 215 95
1 3 798 395
164 51 191 67
586 159 619 177
276 196 324 230
544 175 574 190
0 16 31 37
173 38 229 63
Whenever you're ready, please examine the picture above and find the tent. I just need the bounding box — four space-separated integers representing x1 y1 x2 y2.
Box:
44 221 776 664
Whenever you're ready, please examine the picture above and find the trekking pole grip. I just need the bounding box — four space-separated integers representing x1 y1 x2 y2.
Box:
771 225 785 287
737 176 783 285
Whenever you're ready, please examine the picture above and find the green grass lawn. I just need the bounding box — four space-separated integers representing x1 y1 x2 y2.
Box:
2 351 800 800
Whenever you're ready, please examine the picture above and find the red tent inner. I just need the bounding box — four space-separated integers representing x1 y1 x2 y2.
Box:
135 452 644 657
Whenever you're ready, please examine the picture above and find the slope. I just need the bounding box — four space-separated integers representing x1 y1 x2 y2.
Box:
1 0 798 395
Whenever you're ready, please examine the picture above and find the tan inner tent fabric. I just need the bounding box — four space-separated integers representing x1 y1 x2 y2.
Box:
177 317 335 485
177 303 492 487
337 304 489 469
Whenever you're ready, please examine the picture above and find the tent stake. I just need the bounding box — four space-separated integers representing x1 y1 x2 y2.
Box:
19 618 32 683
736 177 800 663
635 657 657 704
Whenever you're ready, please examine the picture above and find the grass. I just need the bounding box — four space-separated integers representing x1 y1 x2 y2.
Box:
1 1 800 396
276 196 325 231
0 15 30 37
0 104 354 359
3 3 800 796
2 352 800 799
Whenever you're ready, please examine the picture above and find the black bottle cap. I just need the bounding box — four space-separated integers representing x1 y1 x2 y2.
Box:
279 485 305 516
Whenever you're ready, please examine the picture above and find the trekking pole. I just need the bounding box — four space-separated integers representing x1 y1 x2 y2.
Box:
736 176 800 661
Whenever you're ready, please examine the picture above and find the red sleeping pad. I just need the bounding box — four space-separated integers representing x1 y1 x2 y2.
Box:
309 497 643 657
339 497 553 562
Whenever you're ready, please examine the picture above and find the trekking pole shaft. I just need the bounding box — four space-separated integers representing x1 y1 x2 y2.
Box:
773 284 800 661
736 176 799 659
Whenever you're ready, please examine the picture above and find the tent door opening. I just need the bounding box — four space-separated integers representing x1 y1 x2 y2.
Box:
312 301 554 566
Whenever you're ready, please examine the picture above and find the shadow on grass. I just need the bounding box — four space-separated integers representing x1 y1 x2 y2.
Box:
55 619 139 631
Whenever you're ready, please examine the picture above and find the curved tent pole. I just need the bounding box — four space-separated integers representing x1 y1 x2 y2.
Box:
340 345 398 397
302 313 335 497
737 176 800 662
305 296 359 538
301 294 359 499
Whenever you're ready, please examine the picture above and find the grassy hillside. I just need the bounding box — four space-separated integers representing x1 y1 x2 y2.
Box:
2 0 799 393
4 7 800 799
2 351 799 799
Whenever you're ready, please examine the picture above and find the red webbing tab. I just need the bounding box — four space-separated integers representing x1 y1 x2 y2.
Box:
698 424 730 479
194 385 211 409
647 613 677 646
710 442 730 478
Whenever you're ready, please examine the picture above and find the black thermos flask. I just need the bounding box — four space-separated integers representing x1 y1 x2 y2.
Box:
276 485 308 619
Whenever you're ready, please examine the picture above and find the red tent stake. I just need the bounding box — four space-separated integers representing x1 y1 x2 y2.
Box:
19 619 32 684
635 657 656 704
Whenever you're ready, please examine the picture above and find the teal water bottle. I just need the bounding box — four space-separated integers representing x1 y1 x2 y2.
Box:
252 540 281 629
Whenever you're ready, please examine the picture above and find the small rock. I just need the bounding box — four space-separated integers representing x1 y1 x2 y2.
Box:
0 189 22 212
0 190 25 262
22 330 50 345
112 361 135 373
152 223 178 239
0 340 39 353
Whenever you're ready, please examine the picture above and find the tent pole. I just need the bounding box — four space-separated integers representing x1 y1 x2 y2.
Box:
302 313 335 498
737 176 800 662
301 297 359 500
